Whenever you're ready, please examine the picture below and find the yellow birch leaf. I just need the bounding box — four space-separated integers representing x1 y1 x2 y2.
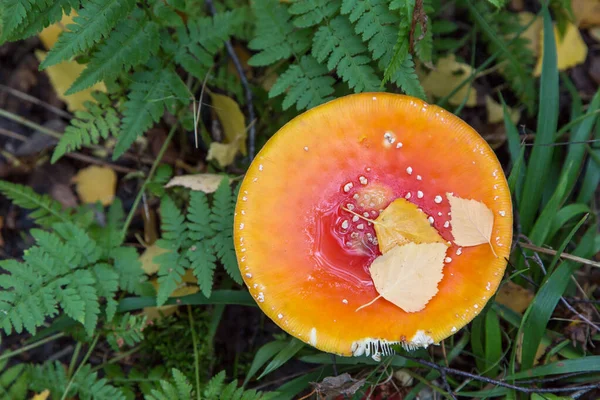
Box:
143 277 199 321
73 165 117 206
534 22 588 77
139 244 169 275
359 242 448 313
31 390 50 400
165 174 230 193
485 95 521 125
207 141 241 167
38 11 76 50
517 12 542 56
446 193 497 256
495 281 534 313
352 198 447 254
209 92 247 155
34 50 106 112
421 54 477 107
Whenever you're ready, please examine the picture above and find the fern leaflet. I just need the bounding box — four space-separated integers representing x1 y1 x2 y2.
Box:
248 0 310 66
105 312 147 350
113 60 190 159
52 99 120 163
40 0 136 69
269 55 335 110
145 369 192 400
30 361 126 400
67 11 160 95
0 360 28 400
289 0 340 28
0 180 69 227
313 16 380 92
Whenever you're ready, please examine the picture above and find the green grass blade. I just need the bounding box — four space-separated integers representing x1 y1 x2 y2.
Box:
517 226 597 370
519 5 559 232
507 356 600 379
117 290 256 312
546 213 588 276
258 338 304 379
484 308 502 378
576 123 600 204
559 89 600 201
244 340 287 386
548 203 590 241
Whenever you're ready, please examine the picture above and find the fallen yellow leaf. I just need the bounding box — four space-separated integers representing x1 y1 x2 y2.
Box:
358 242 448 313
590 27 600 41
73 165 117 206
209 92 247 155
517 12 543 56
143 276 199 321
495 281 534 313
347 198 447 254
165 173 230 193
207 141 243 167
485 95 521 125
139 244 170 275
38 11 76 50
534 22 588 77
31 390 50 400
35 50 107 112
421 54 477 107
446 193 497 257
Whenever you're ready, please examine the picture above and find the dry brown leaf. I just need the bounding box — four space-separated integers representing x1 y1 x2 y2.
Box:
165 174 230 193
354 198 447 254
360 242 448 313
73 165 116 206
421 54 477 107
572 0 600 28
209 92 247 155
495 281 534 313
534 22 588 77
485 95 521 125
446 193 497 256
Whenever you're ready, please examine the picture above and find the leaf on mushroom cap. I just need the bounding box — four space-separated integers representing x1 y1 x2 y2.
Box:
446 193 497 256
373 198 448 253
367 242 448 313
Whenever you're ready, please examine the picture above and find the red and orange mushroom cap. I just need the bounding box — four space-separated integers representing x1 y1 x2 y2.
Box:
234 93 512 359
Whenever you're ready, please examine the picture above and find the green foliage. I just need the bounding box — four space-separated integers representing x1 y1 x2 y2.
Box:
0 181 146 337
30 361 126 400
0 360 28 400
0 181 70 227
105 312 147 351
155 178 240 304
146 369 274 400
40 0 137 69
52 94 120 163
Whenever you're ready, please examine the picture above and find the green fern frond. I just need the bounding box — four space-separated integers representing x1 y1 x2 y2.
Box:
30 361 126 400
393 55 426 99
40 0 136 69
112 247 147 295
210 179 241 284
248 0 310 66
0 180 69 227
105 313 147 350
52 100 120 163
313 16 380 92
1 0 80 43
67 12 160 95
187 191 217 297
156 196 189 306
289 0 340 28
468 1 535 111
0 359 28 400
269 55 335 110
145 368 192 400
169 10 241 80
113 61 189 159
91 198 125 254
203 370 275 400
0 221 133 337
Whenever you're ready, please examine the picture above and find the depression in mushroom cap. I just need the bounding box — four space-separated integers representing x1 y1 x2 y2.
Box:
234 93 512 359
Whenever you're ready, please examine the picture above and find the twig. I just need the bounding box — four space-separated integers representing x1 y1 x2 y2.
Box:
0 83 73 119
0 126 137 174
402 355 600 394
0 108 62 139
205 0 257 160
188 306 202 400
439 369 458 400
0 332 65 362
121 121 179 239
518 242 600 268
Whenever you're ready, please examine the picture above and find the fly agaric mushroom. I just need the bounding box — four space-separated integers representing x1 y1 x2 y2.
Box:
234 93 512 359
